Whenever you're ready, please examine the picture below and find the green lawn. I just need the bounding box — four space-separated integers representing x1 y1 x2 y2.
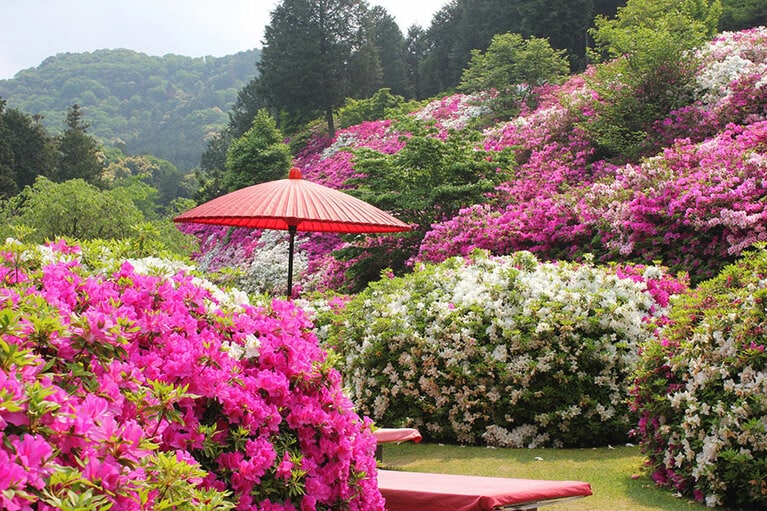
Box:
378 442 724 511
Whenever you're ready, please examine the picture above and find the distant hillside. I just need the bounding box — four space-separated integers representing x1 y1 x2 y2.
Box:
0 48 260 170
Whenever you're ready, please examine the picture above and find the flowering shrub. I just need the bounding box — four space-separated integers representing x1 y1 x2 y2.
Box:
631 246 767 509
0 239 383 510
412 92 495 136
325 250 684 447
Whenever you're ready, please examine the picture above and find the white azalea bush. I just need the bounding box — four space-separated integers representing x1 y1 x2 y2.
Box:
326 250 679 447
631 247 767 509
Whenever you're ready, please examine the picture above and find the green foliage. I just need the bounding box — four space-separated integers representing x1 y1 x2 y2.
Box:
0 104 56 197
53 104 105 186
224 109 292 190
368 7 410 98
104 153 195 211
405 26 429 99
515 0 624 71
339 123 512 287
458 32 570 117
197 131 233 203
590 0 721 61
719 0 767 30
227 77 272 139
584 0 722 161
337 88 421 129
351 124 512 231
7 177 144 241
2 177 196 258
325 251 665 447
460 33 570 93
632 246 767 509
39 467 116 511
258 0 380 137
419 0 518 98
143 452 235 511
417 0 623 97
0 49 259 170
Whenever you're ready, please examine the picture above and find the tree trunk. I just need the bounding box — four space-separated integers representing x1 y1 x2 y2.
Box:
325 107 336 139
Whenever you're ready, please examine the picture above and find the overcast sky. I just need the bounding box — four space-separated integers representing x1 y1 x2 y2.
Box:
0 0 447 80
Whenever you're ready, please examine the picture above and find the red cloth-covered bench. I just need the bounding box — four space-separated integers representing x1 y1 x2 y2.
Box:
377 469 592 511
372 428 423 461
373 428 423 444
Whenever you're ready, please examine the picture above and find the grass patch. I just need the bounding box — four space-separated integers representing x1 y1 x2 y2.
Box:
379 443 722 510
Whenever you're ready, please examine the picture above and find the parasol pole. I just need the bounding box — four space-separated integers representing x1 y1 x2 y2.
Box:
286 225 297 299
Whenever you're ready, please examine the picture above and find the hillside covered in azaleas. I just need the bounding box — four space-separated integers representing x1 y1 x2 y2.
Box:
186 27 767 295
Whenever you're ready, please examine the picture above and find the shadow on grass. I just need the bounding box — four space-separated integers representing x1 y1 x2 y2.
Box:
380 442 714 511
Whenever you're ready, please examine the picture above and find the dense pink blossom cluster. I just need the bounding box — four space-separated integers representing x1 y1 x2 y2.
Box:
421 120 767 280
0 240 383 510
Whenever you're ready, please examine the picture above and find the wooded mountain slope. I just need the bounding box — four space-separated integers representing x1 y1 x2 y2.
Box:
0 48 260 170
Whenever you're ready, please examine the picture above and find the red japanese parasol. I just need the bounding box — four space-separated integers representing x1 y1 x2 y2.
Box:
175 167 410 297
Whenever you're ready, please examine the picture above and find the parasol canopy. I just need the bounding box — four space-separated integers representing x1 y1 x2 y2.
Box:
175 167 410 297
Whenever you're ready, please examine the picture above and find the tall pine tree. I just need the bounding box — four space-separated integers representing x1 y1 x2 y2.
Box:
0 99 56 198
54 104 104 186
368 6 409 97
257 0 379 138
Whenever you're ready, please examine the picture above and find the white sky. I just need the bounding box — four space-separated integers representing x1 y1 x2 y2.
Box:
0 0 447 80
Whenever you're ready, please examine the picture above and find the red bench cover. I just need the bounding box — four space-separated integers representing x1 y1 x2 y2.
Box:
377 469 592 511
373 428 423 444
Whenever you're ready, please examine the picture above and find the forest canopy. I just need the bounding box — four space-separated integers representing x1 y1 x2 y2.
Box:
0 48 260 170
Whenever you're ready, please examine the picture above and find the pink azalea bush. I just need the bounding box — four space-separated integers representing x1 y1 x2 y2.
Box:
0 238 383 510
631 246 767 509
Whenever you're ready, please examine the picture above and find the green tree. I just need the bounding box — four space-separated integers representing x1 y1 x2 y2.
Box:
585 0 722 161
103 153 189 212
369 6 409 97
0 102 55 197
196 76 273 203
0 99 13 196
338 123 513 289
590 0 721 61
224 109 292 191
719 0 767 30
257 0 379 138
9 176 145 241
419 2 468 98
196 130 232 203
420 0 521 98
337 88 419 129
458 32 569 116
351 129 510 230
228 77 272 139
405 25 429 99
53 104 105 186
415 0 624 96
515 0 616 71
